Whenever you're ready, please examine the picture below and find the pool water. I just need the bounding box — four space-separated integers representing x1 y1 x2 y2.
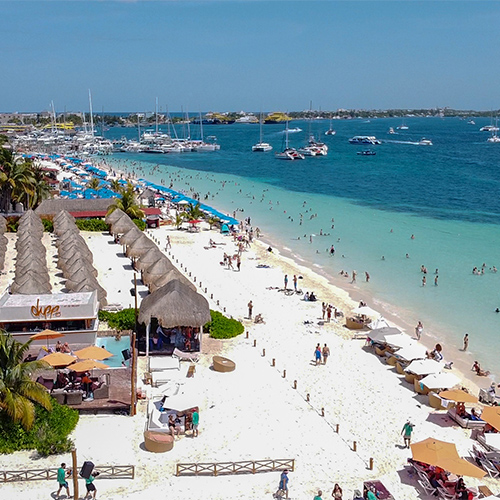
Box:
97 335 131 368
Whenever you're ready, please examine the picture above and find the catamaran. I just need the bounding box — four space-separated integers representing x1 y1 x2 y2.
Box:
252 113 272 152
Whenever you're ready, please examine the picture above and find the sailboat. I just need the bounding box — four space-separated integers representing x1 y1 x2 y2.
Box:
325 115 336 136
252 113 272 152
397 118 409 130
275 121 304 160
487 117 500 143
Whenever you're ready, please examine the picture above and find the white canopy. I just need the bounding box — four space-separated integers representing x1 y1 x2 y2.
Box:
394 343 427 361
352 305 380 317
405 359 443 376
483 433 500 451
384 333 415 349
368 317 390 330
368 327 402 343
420 372 460 390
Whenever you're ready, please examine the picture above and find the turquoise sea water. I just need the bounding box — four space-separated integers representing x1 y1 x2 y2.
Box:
103 117 500 379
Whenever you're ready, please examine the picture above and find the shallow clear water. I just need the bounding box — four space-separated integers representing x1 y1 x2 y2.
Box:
96 335 131 368
103 117 500 378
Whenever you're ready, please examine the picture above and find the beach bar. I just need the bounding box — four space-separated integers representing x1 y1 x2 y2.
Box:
0 291 99 344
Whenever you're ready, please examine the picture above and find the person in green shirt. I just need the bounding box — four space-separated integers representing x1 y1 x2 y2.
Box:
56 463 70 499
192 410 199 438
364 486 377 500
401 420 414 448
84 471 99 500
313 490 323 500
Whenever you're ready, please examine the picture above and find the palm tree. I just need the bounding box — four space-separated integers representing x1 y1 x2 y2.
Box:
207 216 220 230
25 166 51 209
174 213 185 229
0 333 52 430
0 148 36 213
106 182 144 219
110 179 122 194
86 177 100 190
184 202 205 221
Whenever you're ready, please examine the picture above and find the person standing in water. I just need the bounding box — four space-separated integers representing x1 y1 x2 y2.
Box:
463 333 469 351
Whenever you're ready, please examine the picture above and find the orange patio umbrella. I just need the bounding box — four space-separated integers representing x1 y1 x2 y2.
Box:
41 352 75 368
73 345 113 361
30 330 64 347
411 438 485 478
69 359 109 372
480 406 500 431
439 389 479 404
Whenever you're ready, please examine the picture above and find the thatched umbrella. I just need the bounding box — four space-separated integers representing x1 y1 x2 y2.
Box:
119 226 142 246
64 267 99 285
70 283 107 307
57 241 93 261
135 247 164 271
139 279 210 356
125 237 156 259
14 270 50 286
11 279 51 295
110 216 136 235
59 252 94 271
105 208 125 225
142 257 175 285
63 259 98 277
149 268 196 293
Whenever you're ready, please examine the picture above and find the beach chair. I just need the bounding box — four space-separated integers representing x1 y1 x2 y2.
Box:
417 479 436 497
436 485 455 500
396 362 406 375
386 356 397 366
173 348 199 363
404 372 416 384
428 392 444 409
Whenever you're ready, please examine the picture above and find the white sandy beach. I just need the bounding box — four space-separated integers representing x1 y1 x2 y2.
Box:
1 219 498 500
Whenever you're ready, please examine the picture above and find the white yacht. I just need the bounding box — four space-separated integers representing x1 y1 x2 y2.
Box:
252 112 273 152
348 136 381 145
487 134 500 143
480 125 499 132
397 120 409 130
418 138 433 146
388 127 395 134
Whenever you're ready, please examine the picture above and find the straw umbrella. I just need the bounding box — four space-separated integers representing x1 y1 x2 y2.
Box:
139 279 210 356
439 389 478 404
149 268 196 293
41 352 76 368
69 359 109 372
125 238 156 259
142 257 175 285
135 247 164 271
30 330 64 348
110 216 135 235
480 406 500 431
74 346 113 361
119 226 142 246
11 280 52 295
105 208 125 225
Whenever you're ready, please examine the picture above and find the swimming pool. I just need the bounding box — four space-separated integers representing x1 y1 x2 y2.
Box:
96 335 131 368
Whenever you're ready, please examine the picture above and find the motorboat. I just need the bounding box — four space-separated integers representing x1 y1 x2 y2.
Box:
397 120 409 130
275 149 304 160
307 136 328 155
480 125 499 132
348 136 381 145
287 127 302 133
325 129 336 136
418 138 433 146
487 134 500 143
388 127 395 134
468 120 476 125
357 150 376 156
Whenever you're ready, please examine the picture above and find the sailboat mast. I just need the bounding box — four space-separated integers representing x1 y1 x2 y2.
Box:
259 111 263 143
199 112 204 141
88 89 94 137
155 97 158 135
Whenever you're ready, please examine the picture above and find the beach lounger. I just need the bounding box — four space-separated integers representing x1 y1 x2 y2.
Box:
149 356 180 372
173 348 199 363
447 407 487 429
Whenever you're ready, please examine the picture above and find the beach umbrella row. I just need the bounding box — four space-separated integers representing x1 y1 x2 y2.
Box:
11 210 51 295
53 210 108 306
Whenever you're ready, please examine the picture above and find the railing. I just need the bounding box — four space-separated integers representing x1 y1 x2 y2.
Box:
176 458 295 477
1 465 134 483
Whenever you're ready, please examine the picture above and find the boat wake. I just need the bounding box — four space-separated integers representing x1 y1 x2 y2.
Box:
385 139 423 146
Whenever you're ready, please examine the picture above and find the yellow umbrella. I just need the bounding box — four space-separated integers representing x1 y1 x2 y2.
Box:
411 438 486 478
74 345 113 361
439 389 479 404
411 438 459 465
480 406 500 432
69 359 109 372
41 352 75 368
30 330 64 347
437 457 486 478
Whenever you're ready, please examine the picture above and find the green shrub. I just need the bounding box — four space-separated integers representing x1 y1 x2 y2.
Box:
42 218 54 232
133 218 146 231
0 398 79 455
75 218 110 232
99 308 136 331
206 310 244 339
5 217 18 233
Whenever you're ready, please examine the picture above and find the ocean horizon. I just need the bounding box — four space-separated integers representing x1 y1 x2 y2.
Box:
103 116 500 382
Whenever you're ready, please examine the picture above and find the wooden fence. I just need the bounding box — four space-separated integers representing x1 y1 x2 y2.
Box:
1 465 134 483
176 458 295 477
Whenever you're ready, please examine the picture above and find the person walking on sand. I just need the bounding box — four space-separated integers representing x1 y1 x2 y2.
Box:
351 270 357 283
293 274 298 292
192 409 199 437
314 344 322 365
84 471 99 500
463 333 469 351
236 255 241 271
401 419 414 448
165 235 171 250
332 483 343 499
56 462 70 499
284 274 288 290
275 469 289 499
415 321 423 340
314 490 323 500
326 304 332 322
322 344 330 364
322 302 327 320
248 300 253 319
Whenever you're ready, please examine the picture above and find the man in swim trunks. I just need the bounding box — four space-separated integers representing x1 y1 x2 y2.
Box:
56 463 70 499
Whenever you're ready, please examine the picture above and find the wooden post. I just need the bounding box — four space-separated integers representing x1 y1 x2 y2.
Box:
262 348 266 357
272 358 275 367
283 369 286 378
210 294 213 299
336 423 339 433
321 407 325 417
353 441 357 452
130 331 137 416
369 458 374 470
133 273 138 333
71 448 78 500
246 331 249 339
253 339 256 347
293 380 297 389
306 393 310 402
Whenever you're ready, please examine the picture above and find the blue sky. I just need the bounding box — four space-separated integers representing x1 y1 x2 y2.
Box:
1 1 500 112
